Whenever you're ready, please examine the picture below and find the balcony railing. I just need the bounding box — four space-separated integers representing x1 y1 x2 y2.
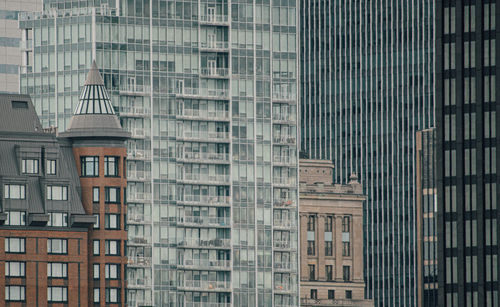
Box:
127 170 151 181
274 284 293 293
178 173 230 184
127 149 151 160
178 131 230 141
119 84 151 96
128 277 152 289
300 298 368 306
200 68 229 78
274 219 293 228
272 136 296 145
273 177 296 186
178 280 231 291
130 128 149 138
19 6 118 21
274 199 296 207
178 109 229 121
272 92 296 101
128 256 152 267
272 113 296 122
200 41 229 50
176 87 229 99
199 14 229 24
273 262 296 271
178 238 231 248
185 303 231 307
178 259 231 269
273 156 296 165
127 213 151 224
127 192 151 203
177 216 230 227
120 107 151 117
273 240 292 249
178 152 229 163
128 235 151 246
178 195 230 206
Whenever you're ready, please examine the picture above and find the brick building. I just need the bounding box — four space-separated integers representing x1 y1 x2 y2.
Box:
299 159 372 307
0 62 129 306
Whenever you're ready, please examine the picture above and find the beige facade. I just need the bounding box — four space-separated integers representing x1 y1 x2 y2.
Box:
299 159 372 307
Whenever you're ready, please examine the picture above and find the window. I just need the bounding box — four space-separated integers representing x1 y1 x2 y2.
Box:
5 237 25 253
308 264 315 280
310 289 317 299
325 241 333 256
105 187 120 203
106 288 120 303
326 265 333 281
5 211 26 226
47 212 68 227
5 286 25 301
81 156 99 176
307 241 315 255
345 290 352 299
307 215 315 231
46 185 68 201
328 290 335 299
5 262 25 277
93 187 100 202
93 240 100 255
94 288 100 303
343 242 351 257
342 216 350 232
93 214 100 229
105 264 120 279
105 240 120 256
343 266 350 281
21 159 39 174
47 263 67 278
104 156 119 176
4 184 25 199
105 214 120 229
325 215 333 232
47 287 67 302
47 239 67 254
93 264 100 279
46 159 56 175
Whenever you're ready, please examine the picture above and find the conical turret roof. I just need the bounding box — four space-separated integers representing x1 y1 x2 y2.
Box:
74 60 115 115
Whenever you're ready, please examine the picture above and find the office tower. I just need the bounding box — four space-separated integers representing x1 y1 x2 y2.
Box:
0 91 128 306
19 0 300 306
299 1 435 306
0 0 42 93
298 159 372 307
436 1 498 306
415 128 437 306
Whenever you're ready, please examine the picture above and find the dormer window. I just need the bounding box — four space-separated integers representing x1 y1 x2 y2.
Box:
46 159 57 175
46 186 68 201
4 184 26 199
21 159 39 174
5 212 26 226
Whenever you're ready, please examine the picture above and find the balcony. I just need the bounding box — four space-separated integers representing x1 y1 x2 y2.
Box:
274 284 294 294
274 219 293 229
127 213 151 225
178 280 231 291
178 173 230 185
178 259 231 270
300 298 372 307
274 198 296 208
177 216 230 228
273 177 297 187
128 235 151 246
127 170 151 182
199 14 229 26
273 156 296 166
200 68 229 79
130 128 149 139
128 256 152 268
177 109 229 122
127 149 151 161
200 41 229 52
120 107 151 117
178 195 230 207
272 113 296 124
273 261 296 271
272 92 296 102
128 277 152 289
127 192 151 203
272 136 296 145
273 240 292 250
20 65 32 74
178 238 231 249
177 152 229 164
19 39 32 51
176 88 229 100
119 84 151 96
177 131 230 142
185 303 231 307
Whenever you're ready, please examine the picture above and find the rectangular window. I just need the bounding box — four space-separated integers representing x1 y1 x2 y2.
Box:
93 187 100 202
325 215 333 232
47 287 67 303
5 211 26 226
104 156 119 176
326 265 333 281
308 264 315 280
328 290 335 299
105 187 120 203
343 242 351 257
4 184 26 199
5 286 25 301
105 240 120 256
5 237 25 253
46 159 56 175
105 288 120 303
81 156 99 176
47 263 67 278
93 264 100 279
342 216 350 232
105 214 120 229
346 290 352 299
94 288 100 303
310 289 317 299
47 239 67 254
21 159 39 174
93 214 100 229
46 185 68 200
5 262 25 277
325 241 333 256
307 215 315 231
343 266 351 281
93 240 100 255
105 264 120 279
307 240 315 255
47 212 68 227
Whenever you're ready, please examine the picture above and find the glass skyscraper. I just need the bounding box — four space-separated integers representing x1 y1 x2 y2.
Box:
299 1 435 306
19 0 299 306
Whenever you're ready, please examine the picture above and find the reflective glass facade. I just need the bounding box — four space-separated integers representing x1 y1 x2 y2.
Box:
19 0 299 306
299 1 435 306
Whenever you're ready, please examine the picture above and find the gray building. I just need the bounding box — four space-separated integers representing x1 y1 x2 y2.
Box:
0 0 42 93
299 1 435 306
19 0 300 306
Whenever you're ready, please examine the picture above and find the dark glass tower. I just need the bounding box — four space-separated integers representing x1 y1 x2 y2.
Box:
436 1 499 306
299 1 435 306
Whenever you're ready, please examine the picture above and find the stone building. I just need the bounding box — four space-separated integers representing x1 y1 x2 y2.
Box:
299 159 372 307
0 62 129 306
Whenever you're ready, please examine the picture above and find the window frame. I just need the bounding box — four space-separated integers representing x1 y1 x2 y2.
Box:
47 262 68 279
105 288 120 303
81 156 99 177
104 156 119 177
105 213 120 230
46 185 68 201
46 159 57 175
105 263 120 280
5 237 25 254
5 285 25 302
105 187 121 204
47 286 68 303
4 184 26 199
21 158 39 174
308 264 315 281
343 265 351 282
105 240 121 256
47 238 68 255
5 261 25 277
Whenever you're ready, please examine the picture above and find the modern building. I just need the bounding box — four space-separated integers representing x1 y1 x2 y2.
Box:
415 128 437 306
0 0 42 93
0 74 128 306
436 1 499 306
298 159 372 307
299 1 435 306
19 0 300 306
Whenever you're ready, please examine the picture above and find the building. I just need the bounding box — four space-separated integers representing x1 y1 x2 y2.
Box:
0 0 42 93
415 128 437 307
19 0 300 306
0 62 129 306
436 1 499 306
299 1 435 306
299 159 372 307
